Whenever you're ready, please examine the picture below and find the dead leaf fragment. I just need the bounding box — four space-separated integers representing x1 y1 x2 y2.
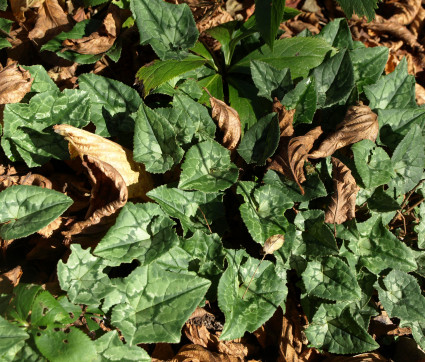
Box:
205 88 241 150
309 105 378 159
269 126 322 194
172 344 242 362
62 5 121 55
272 98 295 137
53 124 153 200
386 0 422 25
263 234 284 255
325 157 359 225
0 63 33 104
28 0 72 44
10 0 45 21
416 83 425 105
0 266 23 293
63 155 128 239
324 352 389 361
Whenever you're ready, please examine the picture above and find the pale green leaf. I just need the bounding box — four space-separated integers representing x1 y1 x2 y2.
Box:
0 186 72 240
415 203 425 249
0 316 29 357
178 140 239 192
21 65 58 94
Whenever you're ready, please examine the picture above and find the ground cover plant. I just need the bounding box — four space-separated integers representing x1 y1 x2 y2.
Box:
1 0 425 360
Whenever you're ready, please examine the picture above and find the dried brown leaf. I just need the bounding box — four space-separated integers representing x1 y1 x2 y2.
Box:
10 0 45 21
263 234 285 255
309 105 378 159
272 98 295 137
386 0 422 25
63 155 128 239
287 20 320 35
53 124 153 200
197 6 234 33
416 83 425 105
172 344 242 362
151 343 175 361
205 89 241 150
410 5 425 36
28 0 72 44
37 216 63 238
324 157 359 225
20 173 53 188
0 63 33 104
0 266 22 293
62 5 121 55
324 352 389 362
269 126 323 195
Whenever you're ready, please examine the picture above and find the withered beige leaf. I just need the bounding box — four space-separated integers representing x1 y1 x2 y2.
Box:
53 124 153 200
386 0 421 25
410 5 425 36
269 126 322 195
37 216 63 238
0 63 33 104
62 5 121 55
63 155 128 239
416 83 425 105
10 0 45 21
28 0 71 44
0 266 22 294
204 88 241 150
272 98 295 137
325 157 359 225
263 234 284 255
309 105 378 159
323 352 389 361
172 344 242 362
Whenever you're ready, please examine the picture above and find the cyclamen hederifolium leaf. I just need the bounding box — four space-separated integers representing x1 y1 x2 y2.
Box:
352 140 393 189
343 216 417 274
302 256 361 301
179 140 239 192
237 182 291 245
388 124 424 196
335 0 380 21
130 0 198 60
94 202 179 265
22 65 59 93
217 249 287 340
0 316 29 358
313 48 355 108
0 185 73 240
250 61 292 100
94 331 150 362
0 18 13 50
375 270 425 326
2 89 90 167
237 113 280 165
78 73 142 138
364 58 416 110
133 102 184 173
111 262 210 344
305 304 379 354
415 202 425 249
147 185 225 235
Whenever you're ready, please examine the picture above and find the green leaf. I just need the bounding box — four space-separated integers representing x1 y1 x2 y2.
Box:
231 37 333 79
388 124 424 196
198 74 224 106
33 326 97 362
0 0 7 11
147 185 225 235
375 270 425 323
415 203 425 249
0 18 14 50
366 187 400 213
401 321 425 350
313 49 355 108
94 331 150 362
302 257 361 301
237 182 291 245
282 76 317 124
336 0 380 21
178 140 239 192
136 57 207 96
352 140 393 189
31 291 73 327
349 46 388 92
57 245 115 308
318 18 353 49
111 262 210 344
237 113 280 165
94 203 178 265
255 0 285 50
78 73 142 137
305 304 379 354
2 89 91 167
364 57 416 110
133 102 184 173
0 316 29 358
217 249 287 340
250 61 292 100
0 186 72 240
130 0 198 60
22 65 59 93
5 284 42 323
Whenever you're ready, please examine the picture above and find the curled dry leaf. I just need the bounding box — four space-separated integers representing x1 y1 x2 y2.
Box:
309 105 378 159
0 266 23 294
386 0 422 25
10 0 45 21
21 173 53 189
63 155 128 239
28 0 72 44
410 5 425 36
53 124 153 200
325 157 359 225
323 352 389 361
416 83 425 105
272 98 295 137
263 234 284 255
172 344 242 362
62 5 121 55
0 63 33 104
269 126 323 195
204 88 241 150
